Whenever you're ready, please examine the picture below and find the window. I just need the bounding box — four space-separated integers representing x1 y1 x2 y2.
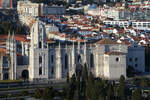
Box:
39 67 42 75
148 23 150 27
133 23 137 27
90 54 94 67
116 57 119 62
124 23 127 25
51 55 54 63
65 54 68 69
39 42 41 48
143 23 146 27
39 56 42 64
138 23 142 27
135 57 138 61
51 67 54 74
129 58 132 62
3 73 9 80
77 55 81 63
133 24 137 27
135 64 138 67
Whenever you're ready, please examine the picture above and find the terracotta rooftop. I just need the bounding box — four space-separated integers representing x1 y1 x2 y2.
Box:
0 48 6 54
96 38 118 44
0 34 26 42
105 51 125 55
46 39 55 43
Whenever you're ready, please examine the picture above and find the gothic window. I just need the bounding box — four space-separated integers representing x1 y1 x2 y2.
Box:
39 56 42 64
65 54 68 69
21 70 29 79
39 42 41 48
90 53 94 68
77 55 81 63
51 55 54 63
39 67 42 75
51 67 54 74
3 73 9 80
3 56 8 65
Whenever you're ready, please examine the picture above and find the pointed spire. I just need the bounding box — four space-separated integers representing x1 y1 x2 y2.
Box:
78 38 80 53
90 43 92 49
84 40 87 63
65 42 67 49
58 42 61 50
84 40 86 49
72 41 75 49
8 30 11 40
12 31 15 42
6 30 11 54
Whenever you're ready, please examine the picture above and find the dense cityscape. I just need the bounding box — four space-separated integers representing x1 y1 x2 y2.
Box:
0 0 150 100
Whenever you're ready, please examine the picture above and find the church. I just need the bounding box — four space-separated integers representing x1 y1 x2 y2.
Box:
0 20 144 81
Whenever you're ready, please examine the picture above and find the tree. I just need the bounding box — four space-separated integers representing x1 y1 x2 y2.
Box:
131 89 143 100
66 72 69 83
82 63 88 81
21 90 29 97
127 66 134 77
140 77 149 87
117 75 126 100
106 84 114 100
65 74 76 100
42 87 54 100
119 75 125 84
29 0 43 3
0 21 29 35
132 78 140 86
80 63 88 100
34 88 43 99
86 72 94 100
146 92 150 100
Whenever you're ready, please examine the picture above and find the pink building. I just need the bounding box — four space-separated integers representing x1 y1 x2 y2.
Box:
0 0 13 8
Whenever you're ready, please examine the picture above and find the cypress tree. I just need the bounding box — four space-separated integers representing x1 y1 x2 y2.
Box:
131 89 143 100
117 75 126 100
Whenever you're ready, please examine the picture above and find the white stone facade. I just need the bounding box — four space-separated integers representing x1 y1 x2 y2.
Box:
0 20 145 81
17 0 66 17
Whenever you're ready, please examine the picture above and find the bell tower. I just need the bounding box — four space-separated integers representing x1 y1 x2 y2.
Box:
29 21 49 81
6 31 17 80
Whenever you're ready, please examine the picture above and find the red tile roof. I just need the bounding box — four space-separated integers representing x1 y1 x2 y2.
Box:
105 51 125 55
96 38 118 44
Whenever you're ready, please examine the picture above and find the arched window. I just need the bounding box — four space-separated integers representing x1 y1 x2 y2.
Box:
51 67 54 74
77 55 81 63
51 55 54 63
39 56 42 64
39 67 42 75
90 53 94 68
39 42 41 48
3 73 9 80
22 70 29 79
65 54 68 69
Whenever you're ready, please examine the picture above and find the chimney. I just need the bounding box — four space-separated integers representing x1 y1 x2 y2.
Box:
0 0 2 8
10 0 12 8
